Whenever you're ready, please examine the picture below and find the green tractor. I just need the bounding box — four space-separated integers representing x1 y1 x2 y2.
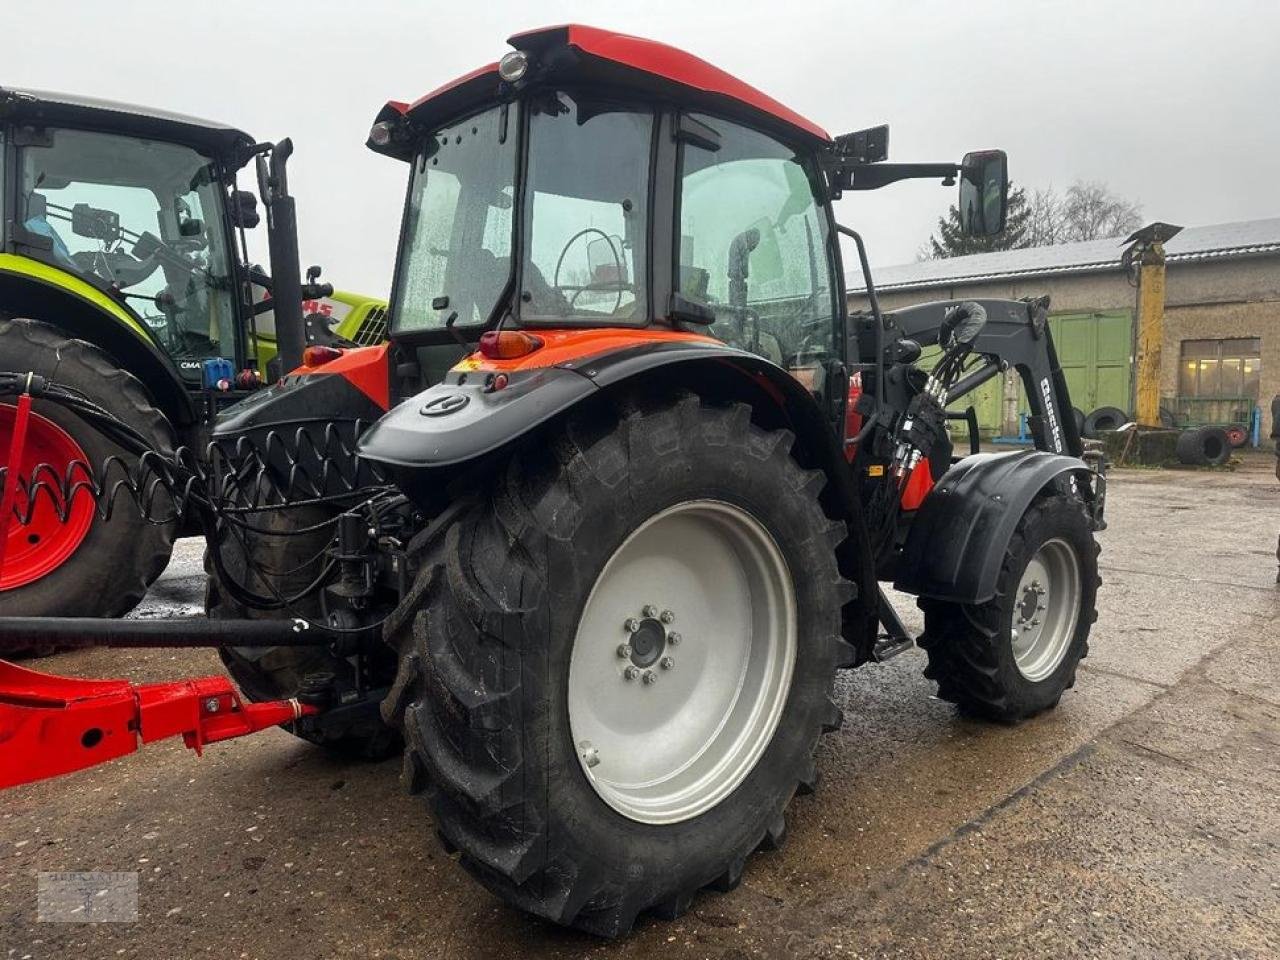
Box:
0 88 385 623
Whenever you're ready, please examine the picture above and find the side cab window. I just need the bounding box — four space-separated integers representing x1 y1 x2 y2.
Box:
676 114 838 398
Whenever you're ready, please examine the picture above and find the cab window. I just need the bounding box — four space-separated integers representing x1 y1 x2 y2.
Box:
677 115 837 387
17 128 237 367
519 93 652 324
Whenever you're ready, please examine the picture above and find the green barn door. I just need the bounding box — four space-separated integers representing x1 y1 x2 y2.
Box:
920 345 1005 437
1016 311 1133 418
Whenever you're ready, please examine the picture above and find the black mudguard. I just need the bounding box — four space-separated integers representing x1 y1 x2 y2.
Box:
355 340 767 469
893 449 1094 605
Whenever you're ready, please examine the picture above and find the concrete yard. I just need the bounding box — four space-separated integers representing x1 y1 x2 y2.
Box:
2 461 1277 959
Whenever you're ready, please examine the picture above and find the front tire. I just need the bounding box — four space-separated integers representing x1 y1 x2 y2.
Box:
382 393 855 936
918 493 1099 722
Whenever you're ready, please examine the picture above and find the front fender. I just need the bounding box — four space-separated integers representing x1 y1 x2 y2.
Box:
893 449 1094 604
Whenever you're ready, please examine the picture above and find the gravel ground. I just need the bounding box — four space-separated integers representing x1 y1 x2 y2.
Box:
2 460 1277 959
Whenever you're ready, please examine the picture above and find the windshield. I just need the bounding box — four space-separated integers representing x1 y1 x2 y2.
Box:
519 93 651 323
392 105 515 333
18 128 237 367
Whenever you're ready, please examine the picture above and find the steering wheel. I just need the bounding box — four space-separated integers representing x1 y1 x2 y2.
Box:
551 227 630 316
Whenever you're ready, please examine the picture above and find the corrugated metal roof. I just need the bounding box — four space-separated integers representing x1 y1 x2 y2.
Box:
851 217 1280 293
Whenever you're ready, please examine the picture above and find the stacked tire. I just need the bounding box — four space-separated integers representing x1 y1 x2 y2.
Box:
1175 425 1231 466
1082 406 1129 439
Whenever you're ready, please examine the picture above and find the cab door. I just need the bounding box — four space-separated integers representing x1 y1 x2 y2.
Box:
673 113 843 417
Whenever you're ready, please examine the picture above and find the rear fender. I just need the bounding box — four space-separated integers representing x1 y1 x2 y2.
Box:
355 338 777 469
893 449 1095 604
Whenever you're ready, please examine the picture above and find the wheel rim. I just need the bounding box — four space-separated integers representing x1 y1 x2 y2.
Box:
1009 538 1081 682
0 403 95 591
567 500 797 825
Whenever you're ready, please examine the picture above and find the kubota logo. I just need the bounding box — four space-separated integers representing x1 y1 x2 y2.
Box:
420 393 469 417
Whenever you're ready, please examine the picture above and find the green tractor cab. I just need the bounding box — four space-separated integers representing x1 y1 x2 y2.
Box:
0 87 383 623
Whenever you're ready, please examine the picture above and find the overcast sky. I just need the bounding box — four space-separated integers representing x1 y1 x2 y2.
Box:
8 0 1279 298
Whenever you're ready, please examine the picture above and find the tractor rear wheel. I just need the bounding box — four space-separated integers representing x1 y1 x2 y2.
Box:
205 503 400 760
382 393 854 937
0 319 174 634
917 493 1098 722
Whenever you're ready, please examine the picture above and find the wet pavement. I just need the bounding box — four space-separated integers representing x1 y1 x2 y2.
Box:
2 460 1277 959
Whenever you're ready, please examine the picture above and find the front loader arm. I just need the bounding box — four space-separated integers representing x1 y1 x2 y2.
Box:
887 296 1084 458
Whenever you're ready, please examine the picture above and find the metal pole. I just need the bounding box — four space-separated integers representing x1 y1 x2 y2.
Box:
0 616 348 652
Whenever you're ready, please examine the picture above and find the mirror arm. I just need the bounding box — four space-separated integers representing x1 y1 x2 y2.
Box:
826 161 961 195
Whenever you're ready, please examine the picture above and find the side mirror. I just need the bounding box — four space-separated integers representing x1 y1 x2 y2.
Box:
957 150 1008 237
231 189 260 229
71 203 120 244
178 217 204 238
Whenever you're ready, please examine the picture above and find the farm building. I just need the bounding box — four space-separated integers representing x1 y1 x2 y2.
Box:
848 218 1280 441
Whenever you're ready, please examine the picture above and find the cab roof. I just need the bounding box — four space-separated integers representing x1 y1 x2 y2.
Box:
369 25 830 158
0 87 256 164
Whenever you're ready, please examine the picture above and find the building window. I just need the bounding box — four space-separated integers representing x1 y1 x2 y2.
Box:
1178 338 1261 399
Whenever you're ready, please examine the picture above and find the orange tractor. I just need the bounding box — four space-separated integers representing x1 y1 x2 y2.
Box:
1 25 1105 937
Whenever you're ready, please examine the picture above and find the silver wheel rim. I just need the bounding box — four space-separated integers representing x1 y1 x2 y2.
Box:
1010 538 1081 682
567 500 797 825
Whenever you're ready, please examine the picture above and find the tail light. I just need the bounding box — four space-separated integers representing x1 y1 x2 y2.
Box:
478 330 543 360
302 345 344 368
843 371 864 461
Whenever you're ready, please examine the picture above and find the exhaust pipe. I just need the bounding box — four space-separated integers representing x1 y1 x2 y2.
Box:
257 139 306 373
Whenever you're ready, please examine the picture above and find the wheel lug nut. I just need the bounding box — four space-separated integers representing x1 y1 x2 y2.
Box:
660 609 674 624
642 670 657 685
660 656 675 670
625 618 640 633
617 644 632 659
624 666 639 681
667 632 681 645
642 604 657 618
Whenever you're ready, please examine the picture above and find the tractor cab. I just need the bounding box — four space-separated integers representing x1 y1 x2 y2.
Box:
0 89 262 387
366 26 1009 439
367 26 849 413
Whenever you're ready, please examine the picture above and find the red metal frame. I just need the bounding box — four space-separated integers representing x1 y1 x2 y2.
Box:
0 658 318 790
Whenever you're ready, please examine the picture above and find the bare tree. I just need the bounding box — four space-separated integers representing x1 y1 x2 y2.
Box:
1025 187 1065 247
1059 180 1143 241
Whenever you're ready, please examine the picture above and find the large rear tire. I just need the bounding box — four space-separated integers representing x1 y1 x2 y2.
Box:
917 493 1099 722
0 319 174 633
382 393 855 936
